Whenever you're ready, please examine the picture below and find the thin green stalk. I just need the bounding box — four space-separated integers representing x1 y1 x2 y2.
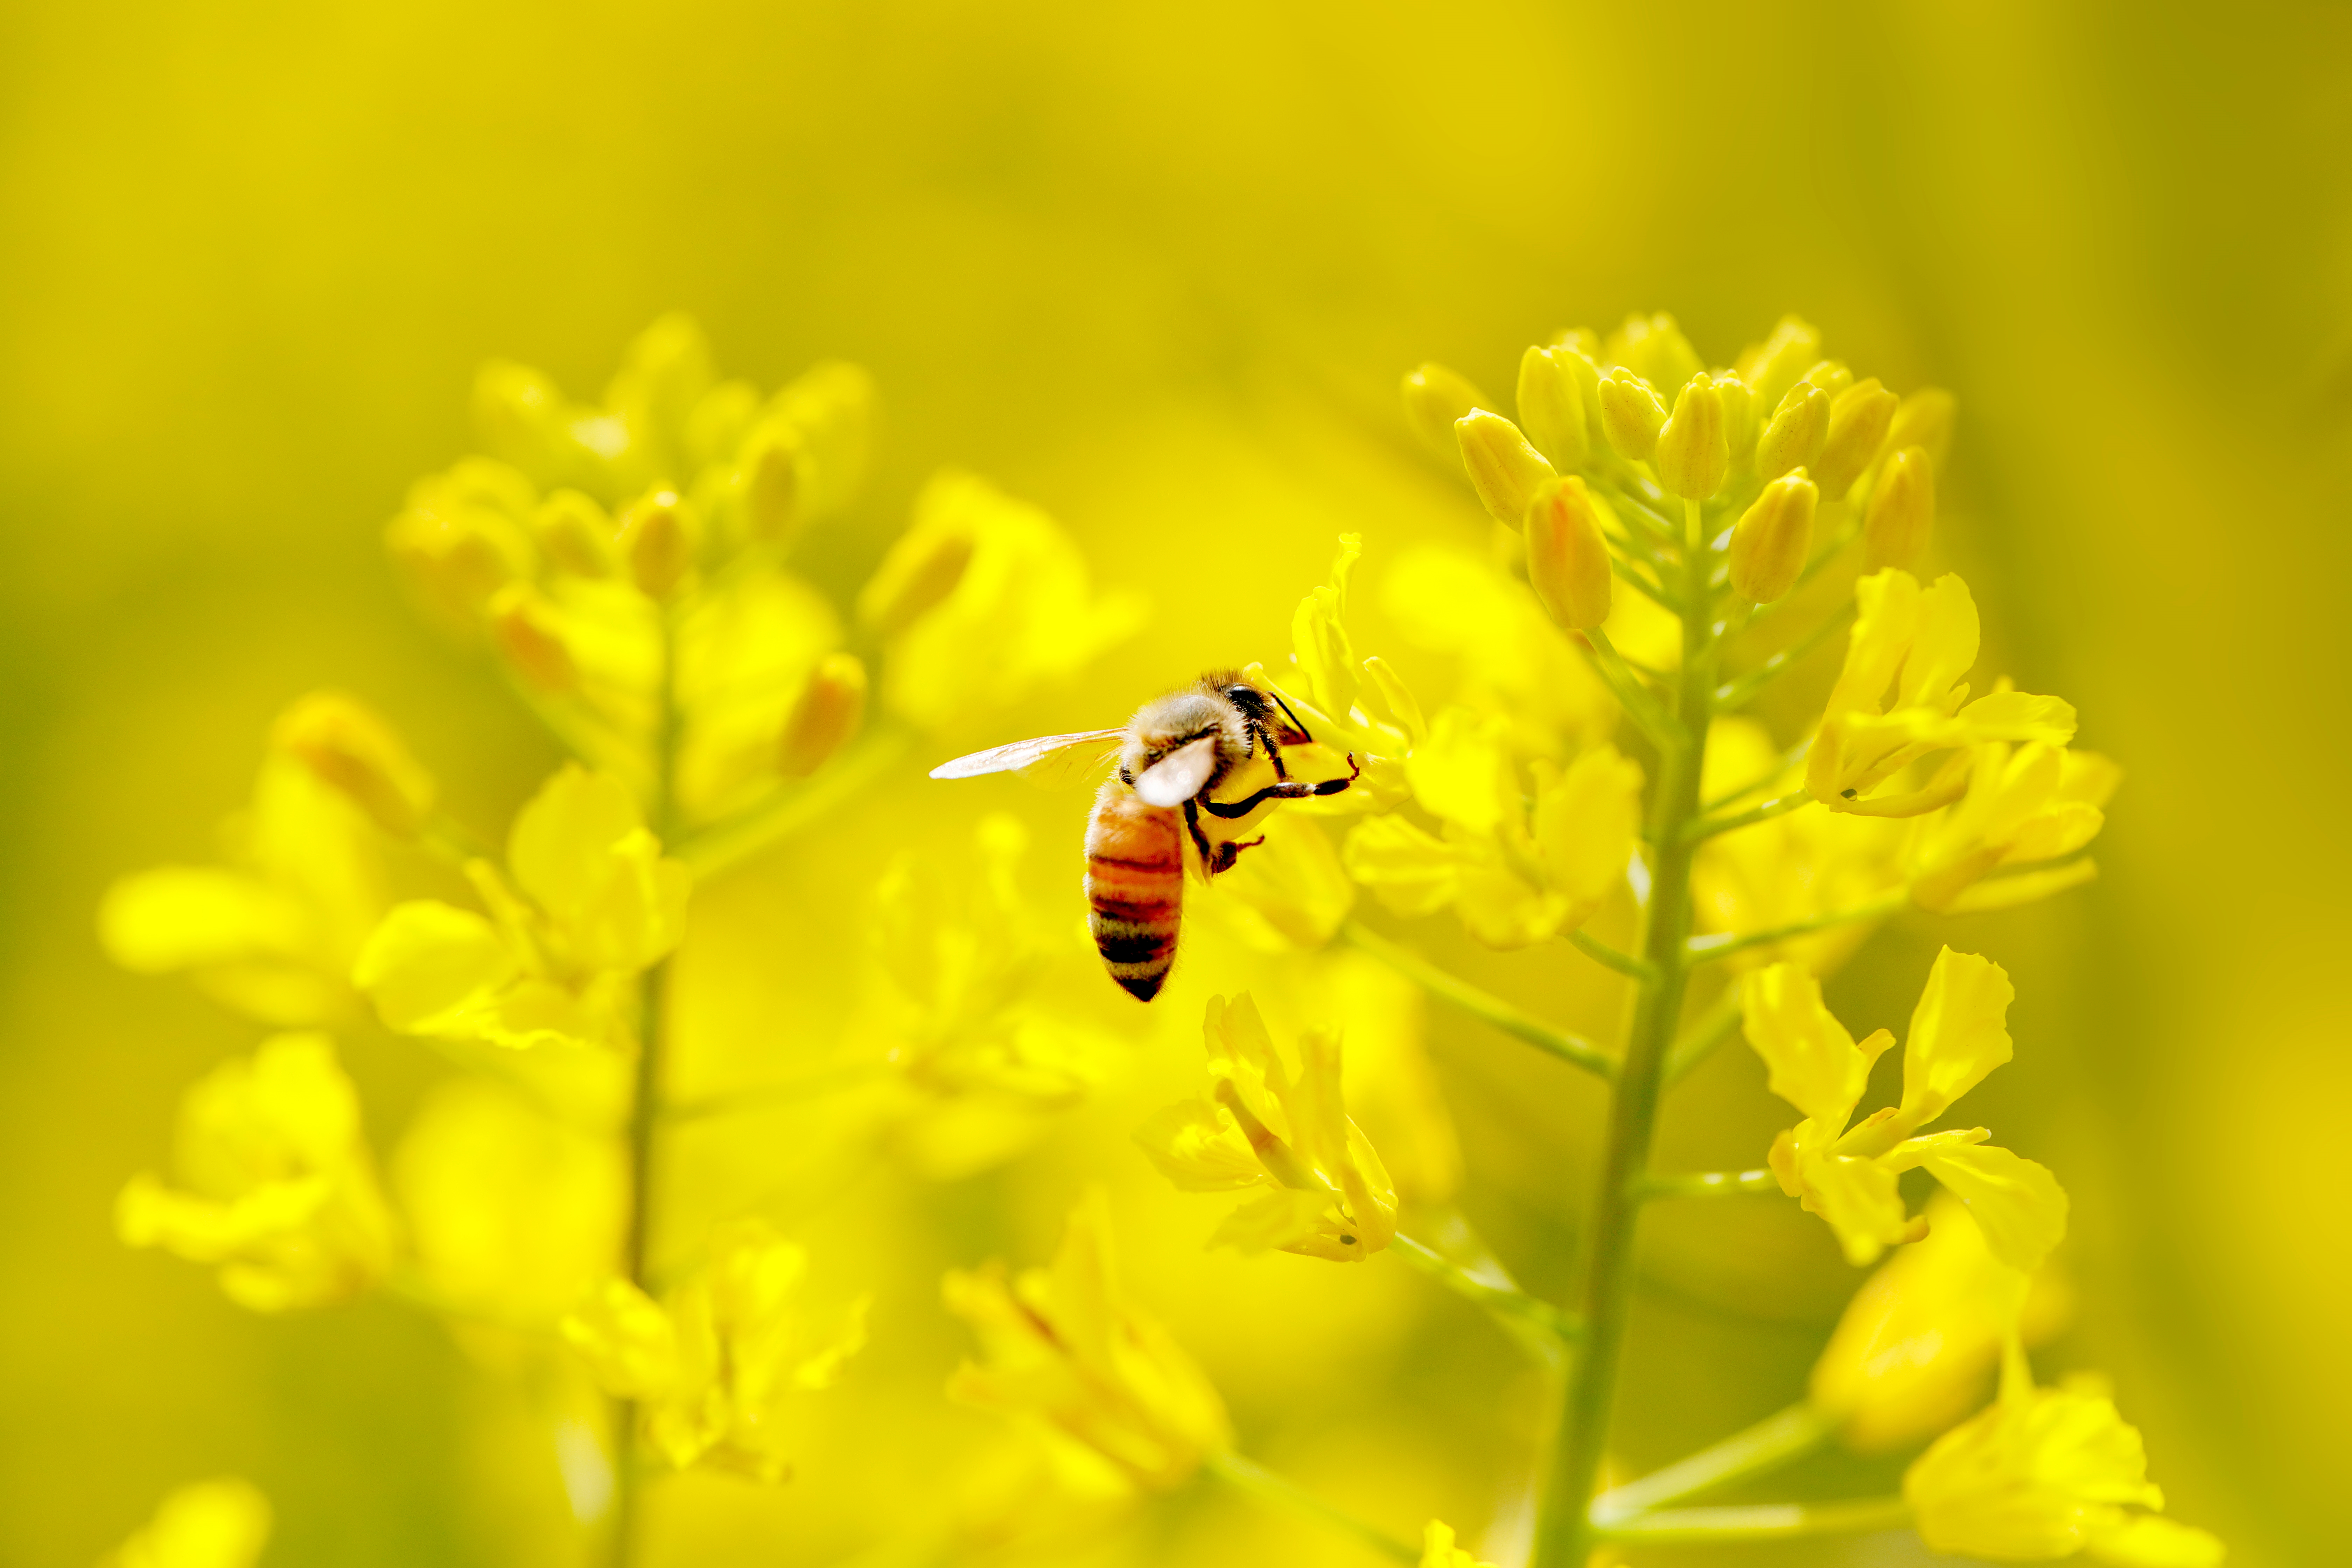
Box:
1609 556 1681 614
1684 888 1907 966
1340 920 1614 1080
659 1060 887 1125
1716 601 1856 709
1702 737 1811 811
1684 789 1815 844
1637 1168 1777 1199
1204 1451 1419 1563
610 605 684 1568
1663 985 1745 1087
1532 497 1718 1568
678 728 911 877
1391 1232 1578 1361
1594 1497 1910 1543
1588 1401 1832 1521
1579 628 1682 749
1567 926 1652 982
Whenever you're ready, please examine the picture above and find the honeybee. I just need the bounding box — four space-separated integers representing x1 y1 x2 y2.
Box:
929 671 1359 1001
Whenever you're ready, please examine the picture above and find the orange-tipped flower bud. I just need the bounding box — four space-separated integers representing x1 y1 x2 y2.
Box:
1455 410 1556 531
1597 368 1668 462
1402 363 1491 457
1863 447 1936 572
777 653 868 777
489 583 579 694
1814 378 1900 499
1755 383 1830 481
271 692 438 838
1516 346 1590 471
737 429 804 544
1727 470 1819 603
1524 477 1614 630
1654 374 1729 499
617 489 697 598
857 517 975 636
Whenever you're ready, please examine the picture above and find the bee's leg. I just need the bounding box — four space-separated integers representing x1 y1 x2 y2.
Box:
1199 752 1362 818
1209 835 1266 875
1181 797 1216 869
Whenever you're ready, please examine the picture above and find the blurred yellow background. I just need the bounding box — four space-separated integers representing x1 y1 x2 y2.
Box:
3 1 2347 1564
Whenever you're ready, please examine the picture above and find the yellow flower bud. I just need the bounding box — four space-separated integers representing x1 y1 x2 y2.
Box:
1713 372 1756 470
383 461 536 632
617 488 697 598
532 490 613 578
1888 386 1957 472
857 514 976 636
1524 477 1614 630
1801 359 1854 397
270 692 437 839
1727 470 1818 603
1454 410 1556 530
736 428 804 544
1596 368 1667 462
1753 383 1830 481
471 360 569 478
1653 375 1729 499
1734 314 1823 411
1606 312 1702 392
1813 377 1900 499
1863 446 1936 572
777 653 868 777
1401 363 1491 457
488 584 579 694
1515 346 1589 470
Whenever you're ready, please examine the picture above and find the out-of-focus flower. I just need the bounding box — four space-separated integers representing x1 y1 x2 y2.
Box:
866 815 1126 1178
562 1219 867 1483
1811 1195 2071 1452
1607 310 1705 392
1199 813 1356 953
944 1189 1231 1492
1906 742 2120 913
100 711 393 1026
117 1034 398 1311
385 457 538 635
674 562 845 817
269 691 437 840
1745 950 2067 1270
869 471 1143 732
1808 570 2077 817
1344 719 1642 950
104 1478 272 1568
1906 1352 2225 1565
353 765 688 1056
1694 719 1903 974
1402 363 1492 457
1421 1519 1501 1568
1135 993 1396 1261
393 1077 624 1328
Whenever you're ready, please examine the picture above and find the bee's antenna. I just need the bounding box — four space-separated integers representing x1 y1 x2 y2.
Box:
1266 688 1313 741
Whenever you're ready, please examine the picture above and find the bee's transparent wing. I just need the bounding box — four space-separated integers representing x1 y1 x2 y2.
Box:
928 728 1127 789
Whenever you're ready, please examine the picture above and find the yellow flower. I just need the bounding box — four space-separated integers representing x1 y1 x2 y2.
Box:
1744 950 2067 1270
1906 1353 2225 1565
1811 1195 2071 1452
1807 570 2077 817
100 736 390 1027
866 814 1125 1178
561 1219 867 1483
117 1034 398 1311
104 1478 272 1568
871 470 1143 731
1421 1519 1501 1568
1344 719 1643 950
1694 719 1903 973
270 690 438 840
352 764 688 1057
943 1189 1232 1492
1198 812 1357 952
1135 993 1397 1261
1906 742 2120 913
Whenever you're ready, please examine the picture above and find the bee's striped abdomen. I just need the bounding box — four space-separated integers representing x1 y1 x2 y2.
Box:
1084 781 1185 1001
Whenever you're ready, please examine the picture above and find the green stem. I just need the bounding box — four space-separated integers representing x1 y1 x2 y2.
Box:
1683 889 1906 966
1341 920 1614 1080
1204 1451 1419 1563
1588 1401 1832 1520
1567 926 1652 982
1637 1168 1777 1199
1594 1497 1910 1543
1609 556 1682 614
1684 789 1815 844
1532 497 1717 1568
610 604 684 1568
1391 1232 1578 1361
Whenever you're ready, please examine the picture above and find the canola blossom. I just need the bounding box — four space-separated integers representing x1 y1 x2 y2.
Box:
94 312 2214 1568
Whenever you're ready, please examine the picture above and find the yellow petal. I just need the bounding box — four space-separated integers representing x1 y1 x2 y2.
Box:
561 1277 685 1400
1406 707 1512 835
1533 743 1644 906
1898 948 2016 1128
351 900 520 1035
1795 1134 1910 1267
99 868 309 974
1911 1141 2070 1273
1342 814 1462 917
2086 1514 2228 1567
1742 964 1886 1130
1133 1100 1264 1192
105 1478 272 1568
